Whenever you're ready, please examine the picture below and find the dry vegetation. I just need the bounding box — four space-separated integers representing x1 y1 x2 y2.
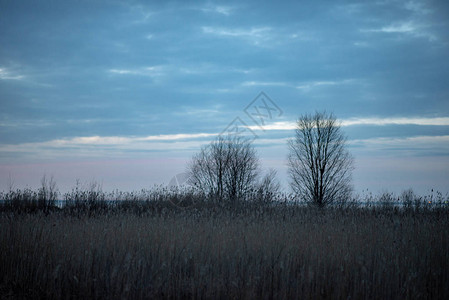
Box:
1 188 448 299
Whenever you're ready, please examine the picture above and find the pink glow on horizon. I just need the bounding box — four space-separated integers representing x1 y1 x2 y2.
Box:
0 157 190 193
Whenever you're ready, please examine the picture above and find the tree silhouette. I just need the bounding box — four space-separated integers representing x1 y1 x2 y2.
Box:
287 111 353 207
188 135 259 203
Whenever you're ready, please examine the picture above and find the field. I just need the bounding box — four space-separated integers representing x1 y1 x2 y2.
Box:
1 190 448 299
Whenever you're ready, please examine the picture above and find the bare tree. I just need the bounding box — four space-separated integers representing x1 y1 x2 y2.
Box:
287 112 353 207
187 135 259 202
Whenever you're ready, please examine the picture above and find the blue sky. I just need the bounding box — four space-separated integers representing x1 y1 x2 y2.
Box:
1 0 448 194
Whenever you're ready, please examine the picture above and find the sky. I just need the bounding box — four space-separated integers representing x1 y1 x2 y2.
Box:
1 0 448 195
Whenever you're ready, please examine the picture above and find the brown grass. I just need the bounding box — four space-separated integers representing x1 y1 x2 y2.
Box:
1 205 448 299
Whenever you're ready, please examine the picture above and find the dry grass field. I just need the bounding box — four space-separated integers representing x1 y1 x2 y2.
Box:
1 192 448 299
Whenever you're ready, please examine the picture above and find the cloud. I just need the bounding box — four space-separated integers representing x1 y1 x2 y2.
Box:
0 132 219 161
350 135 449 156
128 4 157 24
109 69 136 75
376 22 416 33
247 117 449 131
65 133 217 145
341 117 449 127
362 21 437 41
199 5 234 16
202 26 270 37
108 63 248 81
2 116 448 161
404 1 432 15
296 79 354 91
242 81 289 87
296 81 338 90
248 121 296 131
358 1 436 41
109 66 166 77
0 67 24 80
139 133 216 141
174 105 222 116
0 119 53 128
202 25 313 48
242 79 355 90
202 26 272 45
356 135 449 145
2 127 447 162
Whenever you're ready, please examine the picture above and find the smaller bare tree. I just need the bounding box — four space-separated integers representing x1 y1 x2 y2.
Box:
287 111 354 207
187 135 259 203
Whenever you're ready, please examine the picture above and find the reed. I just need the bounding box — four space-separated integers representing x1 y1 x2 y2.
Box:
1 199 448 299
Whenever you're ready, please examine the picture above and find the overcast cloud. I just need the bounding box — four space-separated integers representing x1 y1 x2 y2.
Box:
1 0 448 193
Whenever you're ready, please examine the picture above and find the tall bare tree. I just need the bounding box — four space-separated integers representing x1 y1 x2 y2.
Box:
287 112 353 207
188 135 259 202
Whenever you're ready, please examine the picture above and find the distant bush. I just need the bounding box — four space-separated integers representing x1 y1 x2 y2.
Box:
378 191 396 209
2 184 448 215
0 175 58 213
401 188 417 209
